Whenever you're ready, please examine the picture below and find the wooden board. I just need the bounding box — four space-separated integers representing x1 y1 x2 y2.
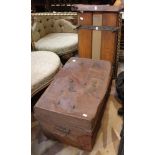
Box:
101 13 119 63
77 12 119 63
78 13 93 58
34 57 112 151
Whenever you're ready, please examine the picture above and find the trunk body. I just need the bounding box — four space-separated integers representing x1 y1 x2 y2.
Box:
34 57 112 150
73 4 122 77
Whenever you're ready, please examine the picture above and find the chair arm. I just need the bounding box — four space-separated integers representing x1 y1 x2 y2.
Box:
54 19 77 33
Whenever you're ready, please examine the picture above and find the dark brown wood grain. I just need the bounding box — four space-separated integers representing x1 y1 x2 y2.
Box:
34 57 112 151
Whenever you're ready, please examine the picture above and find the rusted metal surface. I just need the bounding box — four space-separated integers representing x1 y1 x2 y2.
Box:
34 57 112 150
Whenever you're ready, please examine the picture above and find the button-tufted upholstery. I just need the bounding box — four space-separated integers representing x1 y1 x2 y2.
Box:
31 51 61 96
31 16 78 56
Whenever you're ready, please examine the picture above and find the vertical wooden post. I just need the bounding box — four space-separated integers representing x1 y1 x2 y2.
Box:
100 13 119 63
78 13 93 58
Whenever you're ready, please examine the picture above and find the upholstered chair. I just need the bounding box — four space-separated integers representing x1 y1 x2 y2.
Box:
31 16 78 56
31 51 61 96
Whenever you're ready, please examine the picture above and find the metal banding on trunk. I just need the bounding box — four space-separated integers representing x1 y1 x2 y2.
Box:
77 25 119 32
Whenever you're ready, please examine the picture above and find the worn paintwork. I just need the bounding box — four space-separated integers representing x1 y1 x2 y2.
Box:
34 57 112 150
32 80 123 155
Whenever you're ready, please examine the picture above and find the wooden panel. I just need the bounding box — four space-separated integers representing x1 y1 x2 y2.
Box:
101 13 119 63
92 13 102 60
78 13 93 58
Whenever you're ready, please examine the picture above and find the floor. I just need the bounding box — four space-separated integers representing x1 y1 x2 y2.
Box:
31 62 124 155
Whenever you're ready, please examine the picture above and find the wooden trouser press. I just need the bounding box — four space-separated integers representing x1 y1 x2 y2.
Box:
72 4 123 78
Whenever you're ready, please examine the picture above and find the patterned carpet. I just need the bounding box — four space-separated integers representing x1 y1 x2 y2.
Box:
31 77 123 155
